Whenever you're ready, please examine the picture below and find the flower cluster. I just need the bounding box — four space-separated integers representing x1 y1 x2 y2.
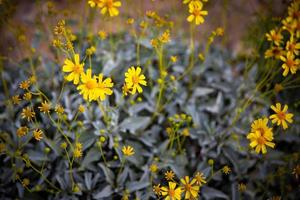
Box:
264 1 300 76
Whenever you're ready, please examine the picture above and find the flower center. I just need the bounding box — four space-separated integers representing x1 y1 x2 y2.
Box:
288 43 295 51
168 189 175 197
132 75 140 85
86 80 96 89
193 9 201 16
257 136 266 145
286 59 295 67
185 183 192 191
106 0 113 8
277 111 286 120
73 65 82 74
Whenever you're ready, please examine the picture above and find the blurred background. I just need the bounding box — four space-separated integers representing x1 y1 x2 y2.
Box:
0 0 290 61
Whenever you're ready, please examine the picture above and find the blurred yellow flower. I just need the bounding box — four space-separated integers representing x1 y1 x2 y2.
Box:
265 29 283 46
124 66 147 95
270 103 293 130
19 80 30 90
187 1 208 25
264 46 284 59
285 39 300 55
180 176 199 199
161 182 182 200
63 54 84 85
150 163 158 173
280 51 299 76
170 56 177 63
98 30 107 40
38 101 51 114
165 170 175 181
238 183 246 192
33 129 43 141
222 165 231 175
153 184 162 196
21 107 35 121
77 69 98 101
194 171 206 186
17 126 29 137
247 118 275 154
95 73 114 101
122 145 135 156
11 95 21 105
97 0 122 17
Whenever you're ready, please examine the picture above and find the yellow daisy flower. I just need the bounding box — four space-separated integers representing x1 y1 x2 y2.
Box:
180 176 199 199
247 118 275 154
286 39 300 55
17 126 29 137
264 46 284 59
187 1 208 25
38 101 51 114
62 54 84 85
194 171 206 186
280 51 299 76
265 29 283 46
122 145 135 156
11 95 21 105
161 182 182 200
124 66 147 95
77 69 98 101
33 129 43 141
98 0 122 17
270 103 294 130
95 73 114 101
21 107 35 121
153 184 162 196
165 170 175 181
222 165 231 175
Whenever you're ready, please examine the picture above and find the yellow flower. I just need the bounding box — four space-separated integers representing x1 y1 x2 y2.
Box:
274 83 283 93
60 142 67 149
170 56 177 63
122 145 135 156
98 30 107 40
78 104 85 113
150 163 158 173
187 1 208 25
265 29 283 46
77 69 98 101
38 101 51 114
264 46 284 59
270 103 294 130
153 184 162 196
180 176 199 199
23 92 32 101
21 107 35 121
11 95 21 105
95 73 114 101
55 104 65 114
86 46 96 56
246 118 275 154
161 182 182 200
124 66 147 94
33 129 43 141
238 183 246 192
280 51 299 76
126 18 135 25
159 30 171 43
165 170 175 181
182 128 190 137
22 178 30 187
17 126 29 137
286 39 300 55
62 54 84 85
74 147 82 158
98 0 121 17
222 165 231 175
194 171 206 186
19 80 30 90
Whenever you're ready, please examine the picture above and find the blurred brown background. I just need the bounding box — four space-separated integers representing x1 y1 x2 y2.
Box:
0 0 289 61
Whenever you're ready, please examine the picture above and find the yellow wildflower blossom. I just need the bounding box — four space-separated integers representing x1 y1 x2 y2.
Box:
77 69 98 101
33 129 43 141
38 101 51 114
161 182 182 200
62 54 84 85
98 0 121 17
265 29 283 46
124 66 147 95
17 126 29 137
122 145 135 156
187 1 208 25
165 170 175 181
180 176 199 199
270 103 293 130
222 165 231 175
21 107 35 121
153 184 162 196
95 73 114 101
280 51 299 76
194 171 206 186
11 95 21 105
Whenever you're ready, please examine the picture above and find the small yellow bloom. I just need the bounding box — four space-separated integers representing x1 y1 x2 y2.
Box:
95 73 114 101
97 0 122 17
124 66 147 95
170 56 177 63
23 92 32 101
159 30 171 43
98 30 107 40
78 105 85 113
73 147 82 158
180 176 199 199
126 18 135 25
149 164 158 173
265 29 283 46
77 69 98 101
222 165 231 175
22 178 30 187
161 182 182 200
153 184 162 196
55 104 65 114
86 46 96 56
286 39 300 55
270 103 293 130
187 1 208 25
21 107 35 121
280 51 299 76
60 142 67 149
238 183 246 192
247 118 275 154
122 145 135 156
264 46 284 59
33 129 43 141
38 101 51 114
19 80 30 90
11 95 21 105
194 171 206 186
165 170 175 181
62 54 84 85
17 126 29 137
182 128 190 137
